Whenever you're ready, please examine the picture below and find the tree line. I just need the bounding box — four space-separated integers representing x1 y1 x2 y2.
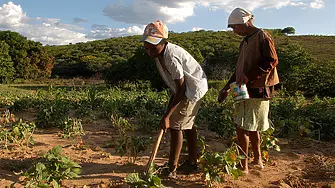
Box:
0 28 334 97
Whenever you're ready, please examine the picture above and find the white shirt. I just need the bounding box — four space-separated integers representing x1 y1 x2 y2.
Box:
155 42 208 102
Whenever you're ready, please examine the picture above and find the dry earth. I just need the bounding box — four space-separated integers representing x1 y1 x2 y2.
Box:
0 111 334 188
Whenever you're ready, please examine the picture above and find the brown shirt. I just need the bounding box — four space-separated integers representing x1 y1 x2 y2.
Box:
225 29 280 99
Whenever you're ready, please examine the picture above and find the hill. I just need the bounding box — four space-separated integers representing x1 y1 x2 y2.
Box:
276 35 335 62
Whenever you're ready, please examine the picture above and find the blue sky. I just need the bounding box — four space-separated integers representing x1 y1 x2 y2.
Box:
0 0 332 45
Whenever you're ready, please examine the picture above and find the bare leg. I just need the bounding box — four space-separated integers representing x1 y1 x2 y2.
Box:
184 127 198 165
236 126 249 172
169 129 183 172
249 131 263 167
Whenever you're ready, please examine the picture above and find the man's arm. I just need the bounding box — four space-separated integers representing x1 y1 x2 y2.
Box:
218 73 236 103
160 77 186 130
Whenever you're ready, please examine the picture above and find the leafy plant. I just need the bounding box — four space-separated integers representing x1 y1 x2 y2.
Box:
115 135 152 164
260 126 281 161
125 165 167 188
36 93 69 129
0 110 35 149
110 114 151 163
12 145 81 188
199 144 245 187
110 114 134 136
9 119 36 148
60 117 85 139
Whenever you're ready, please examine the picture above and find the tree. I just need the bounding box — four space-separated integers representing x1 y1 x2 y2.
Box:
0 30 54 79
0 41 15 83
282 27 295 35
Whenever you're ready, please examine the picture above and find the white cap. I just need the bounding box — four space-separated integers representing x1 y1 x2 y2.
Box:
228 8 253 27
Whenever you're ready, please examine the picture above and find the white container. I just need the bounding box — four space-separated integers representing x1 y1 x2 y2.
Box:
239 83 250 100
230 82 249 101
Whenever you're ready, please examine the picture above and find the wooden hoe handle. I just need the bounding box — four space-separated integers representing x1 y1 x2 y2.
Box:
145 129 164 174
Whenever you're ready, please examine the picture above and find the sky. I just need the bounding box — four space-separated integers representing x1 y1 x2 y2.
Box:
0 0 333 45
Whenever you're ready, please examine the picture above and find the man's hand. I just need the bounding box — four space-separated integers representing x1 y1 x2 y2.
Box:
160 115 170 132
218 89 229 103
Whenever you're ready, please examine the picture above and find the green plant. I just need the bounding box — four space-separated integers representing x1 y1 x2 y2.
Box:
260 126 280 161
36 93 69 129
9 119 36 148
116 136 152 164
110 114 134 136
111 114 151 163
86 86 101 109
60 117 85 139
125 165 167 188
0 110 35 149
12 145 81 187
199 144 245 187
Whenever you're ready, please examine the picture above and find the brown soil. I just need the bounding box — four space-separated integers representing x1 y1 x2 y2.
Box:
1 111 334 188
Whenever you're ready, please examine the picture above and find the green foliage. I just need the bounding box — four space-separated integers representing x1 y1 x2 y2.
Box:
0 41 15 83
43 30 335 96
36 93 69 129
110 114 152 163
260 127 280 161
0 110 35 149
7 119 36 148
12 145 81 187
198 88 236 139
281 27 295 35
103 47 165 90
0 30 54 80
280 35 335 62
299 60 335 96
110 114 134 136
275 42 335 96
116 135 152 164
199 144 245 187
125 164 166 188
270 91 335 140
126 170 166 188
276 43 313 94
1 82 334 142
60 117 85 139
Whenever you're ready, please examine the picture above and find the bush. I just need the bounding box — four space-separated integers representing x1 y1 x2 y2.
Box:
13 145 81 187
104 47 165 90
0 41 15 83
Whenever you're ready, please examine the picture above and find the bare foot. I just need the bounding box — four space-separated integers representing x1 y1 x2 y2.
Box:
249 161 264 170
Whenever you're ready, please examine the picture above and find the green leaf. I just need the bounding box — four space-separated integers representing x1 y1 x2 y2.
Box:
125 173 146 185
51 179 60 188
151 175 162 186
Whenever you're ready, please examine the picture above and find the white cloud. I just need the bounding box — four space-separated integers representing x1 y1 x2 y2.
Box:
0 2 88 45
104 0 326 24
86 24 145 40
0 2 143 45
201 0 326 11
0 1 327 45
192 27 203 31
310 0 324 9
103 0 196 24
0 2 26 27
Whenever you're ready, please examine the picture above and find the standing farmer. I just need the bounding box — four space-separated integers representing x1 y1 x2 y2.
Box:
141 20 208 178
218 8 279 174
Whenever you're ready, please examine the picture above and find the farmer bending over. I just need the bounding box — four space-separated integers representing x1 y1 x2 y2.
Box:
141 20 208 178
